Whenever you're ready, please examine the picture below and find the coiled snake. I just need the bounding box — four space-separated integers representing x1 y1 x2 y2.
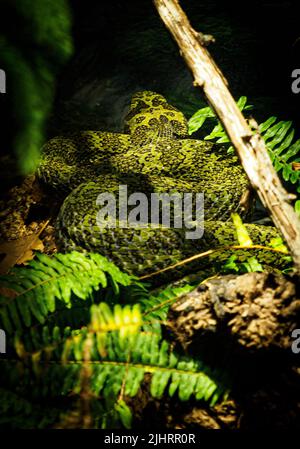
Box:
38 91 283 282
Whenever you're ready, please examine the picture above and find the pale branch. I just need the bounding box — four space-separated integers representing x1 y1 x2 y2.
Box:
154 0 300 273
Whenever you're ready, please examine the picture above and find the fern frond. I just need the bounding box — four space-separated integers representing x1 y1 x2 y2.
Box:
14 325 73 361
0 258 229 427
188 96 252 136
64 332 227 405
0 251 135 334
141 283 194 331
0 388 60 429
9 303 143 369
259 117 300 185
2 303 227 409
39 331 227 407
189 98 300 213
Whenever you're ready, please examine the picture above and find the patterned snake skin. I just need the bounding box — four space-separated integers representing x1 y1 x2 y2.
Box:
38 91 284 281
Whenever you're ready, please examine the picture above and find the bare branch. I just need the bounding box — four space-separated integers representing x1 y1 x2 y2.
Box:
154 0 300 273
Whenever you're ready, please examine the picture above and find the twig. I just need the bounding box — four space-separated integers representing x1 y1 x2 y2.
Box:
138 244 288 280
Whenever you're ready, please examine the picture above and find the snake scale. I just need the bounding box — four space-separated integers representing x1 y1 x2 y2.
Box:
38 91 284 282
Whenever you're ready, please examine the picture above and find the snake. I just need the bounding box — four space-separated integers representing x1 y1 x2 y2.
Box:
37 91 286 283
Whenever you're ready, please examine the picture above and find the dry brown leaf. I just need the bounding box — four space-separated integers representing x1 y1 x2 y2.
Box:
0 220 49 274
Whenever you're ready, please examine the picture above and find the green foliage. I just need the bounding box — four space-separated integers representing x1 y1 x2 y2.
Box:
59 306 225 405
0 252 228 429
141 283 194 332
0 388 61 429
220 213 291 274
221 238 291 275
114 400 133 429
188 98 300 214
231 212 254 247
259 117 300 184
188 96 252 136
295 198 300 215
222 254 263 274
0 251 134 335
229 212 263 273
0 0 73 174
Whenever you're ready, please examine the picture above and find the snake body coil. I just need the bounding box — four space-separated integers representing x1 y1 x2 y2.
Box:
38 91 283 281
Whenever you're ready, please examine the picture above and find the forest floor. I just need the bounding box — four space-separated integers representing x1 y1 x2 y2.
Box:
0 174 59 275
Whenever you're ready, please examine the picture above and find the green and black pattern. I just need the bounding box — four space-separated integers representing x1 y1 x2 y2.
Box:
38 91 285 280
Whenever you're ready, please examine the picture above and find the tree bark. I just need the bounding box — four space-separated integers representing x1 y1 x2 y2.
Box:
154 0 300 273
168 272 300 351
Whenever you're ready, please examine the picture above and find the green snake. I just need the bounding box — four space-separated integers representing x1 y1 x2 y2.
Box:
38 91 285 282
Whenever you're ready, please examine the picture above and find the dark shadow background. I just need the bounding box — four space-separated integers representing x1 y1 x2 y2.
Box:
1 0 300 176
50 0 300 135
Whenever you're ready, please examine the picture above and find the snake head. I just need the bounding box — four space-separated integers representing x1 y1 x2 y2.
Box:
124 91 189 142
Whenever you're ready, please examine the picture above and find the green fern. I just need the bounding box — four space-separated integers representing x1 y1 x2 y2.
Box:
0 305 228 429
0 254 229 428
7 303 227 403
141 283 194 334
61 330 226 405
188 96 252 136
0 388 61 429
0 251 135 334
259 117 300 183
188 98 300 214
